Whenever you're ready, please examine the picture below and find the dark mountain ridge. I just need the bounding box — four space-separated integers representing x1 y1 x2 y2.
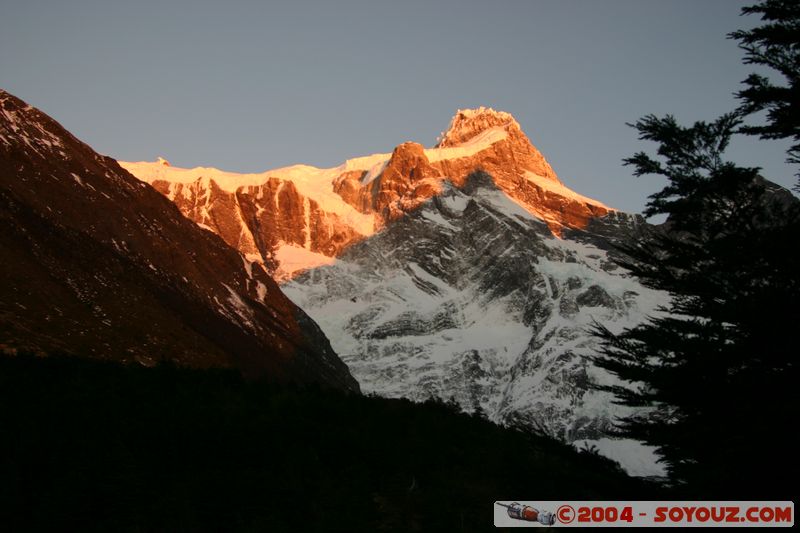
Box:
0 88 357 391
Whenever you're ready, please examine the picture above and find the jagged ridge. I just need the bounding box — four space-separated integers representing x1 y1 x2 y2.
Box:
122 107 613 278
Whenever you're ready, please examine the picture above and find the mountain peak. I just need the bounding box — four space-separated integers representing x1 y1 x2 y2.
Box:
436 106 521 148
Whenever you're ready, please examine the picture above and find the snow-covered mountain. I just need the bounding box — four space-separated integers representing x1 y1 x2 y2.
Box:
122 107 669 471
283 175 662 440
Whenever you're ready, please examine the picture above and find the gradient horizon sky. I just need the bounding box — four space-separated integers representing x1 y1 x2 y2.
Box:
1 0 795 214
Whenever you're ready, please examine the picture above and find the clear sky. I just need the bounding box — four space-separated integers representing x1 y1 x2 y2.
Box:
1 0 795 214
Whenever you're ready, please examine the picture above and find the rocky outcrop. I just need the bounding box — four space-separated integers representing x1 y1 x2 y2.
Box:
333 142 444 221
0 88 358 392
370 142 443 220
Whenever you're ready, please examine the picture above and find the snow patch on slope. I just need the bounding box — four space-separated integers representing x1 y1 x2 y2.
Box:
425 126 508 163
273 242 337 281
574 438 667 478
525 171 609 209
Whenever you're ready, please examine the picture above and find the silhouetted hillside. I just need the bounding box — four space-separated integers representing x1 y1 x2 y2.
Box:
0 354 662 531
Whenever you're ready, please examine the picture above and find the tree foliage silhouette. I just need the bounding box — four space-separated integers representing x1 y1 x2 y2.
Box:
730 0 800 186
593 0 800 497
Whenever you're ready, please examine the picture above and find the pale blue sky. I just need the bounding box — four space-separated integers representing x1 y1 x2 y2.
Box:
1 0 794 214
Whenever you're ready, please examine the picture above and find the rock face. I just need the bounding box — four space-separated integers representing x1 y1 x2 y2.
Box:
0 88 358 392
120 161 378 280
333 142 444 222
366 142 444 221
144 176 365 275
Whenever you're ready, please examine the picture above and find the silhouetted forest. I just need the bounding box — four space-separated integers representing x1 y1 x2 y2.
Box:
0 354 662 532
